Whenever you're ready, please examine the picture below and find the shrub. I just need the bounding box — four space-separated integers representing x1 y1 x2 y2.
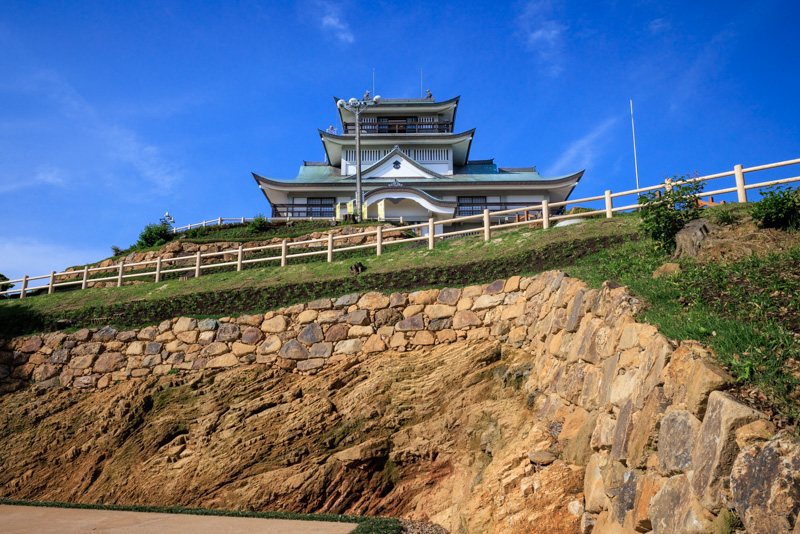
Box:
137 222 173 249
751 186 800 231
710 204 741 226
0 273 11 293
247 213 271 234
110 245 122 256
638 175 705 251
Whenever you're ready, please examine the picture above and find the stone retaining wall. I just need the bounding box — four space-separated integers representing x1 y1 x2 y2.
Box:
1 270 796 533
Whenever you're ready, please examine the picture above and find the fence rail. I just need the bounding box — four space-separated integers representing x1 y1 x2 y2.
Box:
3 158 799 299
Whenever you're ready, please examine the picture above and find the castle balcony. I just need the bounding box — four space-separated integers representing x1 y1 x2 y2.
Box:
342 120 454 135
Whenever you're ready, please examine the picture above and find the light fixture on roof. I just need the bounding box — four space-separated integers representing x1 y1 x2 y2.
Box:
336 93 382 221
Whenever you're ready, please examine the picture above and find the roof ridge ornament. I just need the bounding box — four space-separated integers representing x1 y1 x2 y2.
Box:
390 179 402 187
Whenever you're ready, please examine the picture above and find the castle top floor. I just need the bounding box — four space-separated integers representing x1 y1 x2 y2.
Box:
333 95 459 135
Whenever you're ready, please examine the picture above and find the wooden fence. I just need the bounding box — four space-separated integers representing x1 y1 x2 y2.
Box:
3 158 799 299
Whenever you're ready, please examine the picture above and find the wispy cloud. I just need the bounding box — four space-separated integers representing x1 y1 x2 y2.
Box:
516 0 568 76
0 164 68 194
648 18 671 35
316 1 354 44
2 69 183 192
546 117 618 176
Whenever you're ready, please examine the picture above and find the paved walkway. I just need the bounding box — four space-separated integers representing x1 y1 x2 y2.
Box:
0 505 359 533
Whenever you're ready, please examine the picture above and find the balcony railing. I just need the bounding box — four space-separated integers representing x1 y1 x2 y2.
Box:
271 204 336 218
342 120 453 135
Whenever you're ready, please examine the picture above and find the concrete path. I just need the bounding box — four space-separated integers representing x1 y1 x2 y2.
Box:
0 505 359 533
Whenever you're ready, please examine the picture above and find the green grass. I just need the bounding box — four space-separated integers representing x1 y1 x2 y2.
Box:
0 498 402 533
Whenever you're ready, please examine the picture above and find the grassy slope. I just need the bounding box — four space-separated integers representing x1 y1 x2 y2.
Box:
2 209 799 423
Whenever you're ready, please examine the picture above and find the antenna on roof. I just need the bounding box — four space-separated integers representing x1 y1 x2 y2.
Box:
420 68 423 98
373 68 375 97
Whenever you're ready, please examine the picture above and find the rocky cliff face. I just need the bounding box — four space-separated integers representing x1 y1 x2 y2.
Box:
1 271 798 533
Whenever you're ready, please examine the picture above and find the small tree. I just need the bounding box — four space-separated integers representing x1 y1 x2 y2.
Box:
137 222 173 249
247 213 271 234
0 273 12 293
638 174 705 251
751 186 800 231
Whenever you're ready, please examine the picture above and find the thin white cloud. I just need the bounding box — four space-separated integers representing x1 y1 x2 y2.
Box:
517 0 568 76
2 69 183 192
546 117 618 176
317 1 354 44
0 164 68 194
648 18 671 35
0 237 109 287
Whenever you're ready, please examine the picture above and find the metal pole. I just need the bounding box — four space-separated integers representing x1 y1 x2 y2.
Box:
630 100 641 196
355 106 363 221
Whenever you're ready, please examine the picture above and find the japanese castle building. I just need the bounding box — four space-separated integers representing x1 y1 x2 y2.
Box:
253 94 584 230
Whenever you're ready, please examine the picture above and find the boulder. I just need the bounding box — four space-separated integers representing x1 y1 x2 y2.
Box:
374 308 402 328
198 318 219 331
261 315 289 333
584 452 612 513
649 474 713 534
216 323 240 342
730 432 800 534
685 359 733 419
396 314 425 332
658 410 701 476
357 292 390 310
334 339 362 355
437 288 461 306
173 317 196 334
626 387 670 469
691 391 767 512
345 310 370 326
325 324 349 343
453 310 481 329
280 340 310 360
297 323 324 345
93 352 126 374
93 326 118 342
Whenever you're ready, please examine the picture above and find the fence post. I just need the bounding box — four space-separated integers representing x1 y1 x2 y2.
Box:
400 216 404 224
155 257 162 283
241 217 245 224
237 244 244 272
605 190 613 218
376 225 383 256
48 271 56 295
281 240 288 267
734 164 747 203
117 261 125 287
82 266 89 290
542 200 550 229
327 233 333 262
20 275 28 299
202 220 206 227
483 209 491 241
194 251 202 278
428 218 435 250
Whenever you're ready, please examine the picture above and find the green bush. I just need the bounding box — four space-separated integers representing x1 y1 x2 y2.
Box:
137 222 173 249
710 204 741 226
0 273 12 293
751 186 800 231
247 213 271 234
638 175 705 251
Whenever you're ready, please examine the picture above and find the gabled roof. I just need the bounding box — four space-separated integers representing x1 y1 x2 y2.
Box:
353 147 445 180
333 95 460 129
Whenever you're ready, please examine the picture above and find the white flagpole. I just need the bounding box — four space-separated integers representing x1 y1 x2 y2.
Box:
630 100 641 196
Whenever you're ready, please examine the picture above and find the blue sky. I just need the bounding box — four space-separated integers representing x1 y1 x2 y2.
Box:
2 0 799 285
